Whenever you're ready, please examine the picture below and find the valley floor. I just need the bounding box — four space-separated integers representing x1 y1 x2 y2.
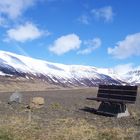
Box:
0 88 140 140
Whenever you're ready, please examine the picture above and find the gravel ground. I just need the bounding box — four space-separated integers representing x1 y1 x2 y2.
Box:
0 87 140 130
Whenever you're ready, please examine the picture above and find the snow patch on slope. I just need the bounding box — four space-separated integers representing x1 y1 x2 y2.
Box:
0 51 105 80
0 71 5 76
0 50 139 85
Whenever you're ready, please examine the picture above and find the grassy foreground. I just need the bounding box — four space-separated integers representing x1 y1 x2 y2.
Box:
0 115 138 140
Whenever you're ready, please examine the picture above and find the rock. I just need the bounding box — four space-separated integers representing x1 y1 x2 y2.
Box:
30 97 45 108
9 92 22 104
32 97 45 105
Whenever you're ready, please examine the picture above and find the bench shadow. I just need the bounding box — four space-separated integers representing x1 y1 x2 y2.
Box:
80 106 114 117
80 106 97 114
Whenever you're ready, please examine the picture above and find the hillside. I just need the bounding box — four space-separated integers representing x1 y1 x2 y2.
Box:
0 50 139 89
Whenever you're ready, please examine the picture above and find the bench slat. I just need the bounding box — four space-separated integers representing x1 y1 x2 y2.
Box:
98 92 137 98
86 97 135 104
97 93 136 102
99 85 137 91
98 89 137 96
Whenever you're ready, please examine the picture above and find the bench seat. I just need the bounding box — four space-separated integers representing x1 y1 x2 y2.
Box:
87 97 135 104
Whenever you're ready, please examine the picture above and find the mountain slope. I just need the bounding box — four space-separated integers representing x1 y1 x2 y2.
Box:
122 70 140 85
0 50 133 87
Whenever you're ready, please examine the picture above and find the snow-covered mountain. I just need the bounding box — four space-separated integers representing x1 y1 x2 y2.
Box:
0 50 138 87
122 70 140 85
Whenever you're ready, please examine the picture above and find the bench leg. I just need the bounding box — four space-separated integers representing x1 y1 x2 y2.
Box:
119 103 126 112
97 102 129 117
117 103 129 118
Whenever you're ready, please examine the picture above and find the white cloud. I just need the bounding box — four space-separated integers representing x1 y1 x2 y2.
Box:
0 0 36 19
91 6 114 22
5 22 46 42
113 64 134 75
0 16 5 26
49 34 82 55
108 33 140 59
77 38 101 55
78 15 90 25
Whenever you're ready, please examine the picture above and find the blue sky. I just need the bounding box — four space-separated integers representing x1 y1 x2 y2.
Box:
0 0 140 70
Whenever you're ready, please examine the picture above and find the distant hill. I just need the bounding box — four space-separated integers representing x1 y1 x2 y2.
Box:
0 50 139 88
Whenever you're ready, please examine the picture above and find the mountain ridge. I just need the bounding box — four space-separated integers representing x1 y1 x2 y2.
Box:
0 50 139 87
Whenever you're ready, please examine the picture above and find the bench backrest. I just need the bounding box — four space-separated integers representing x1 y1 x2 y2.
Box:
98 85 138 103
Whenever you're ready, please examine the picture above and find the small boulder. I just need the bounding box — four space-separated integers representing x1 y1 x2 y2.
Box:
30 97 45 108
9 92 22 104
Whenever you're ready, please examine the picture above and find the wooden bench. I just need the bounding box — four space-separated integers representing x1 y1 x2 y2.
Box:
87 85 138 117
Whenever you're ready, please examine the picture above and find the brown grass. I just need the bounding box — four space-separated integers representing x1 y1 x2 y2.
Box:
0 115 138 140
0 76 98 92
0 77 59 92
